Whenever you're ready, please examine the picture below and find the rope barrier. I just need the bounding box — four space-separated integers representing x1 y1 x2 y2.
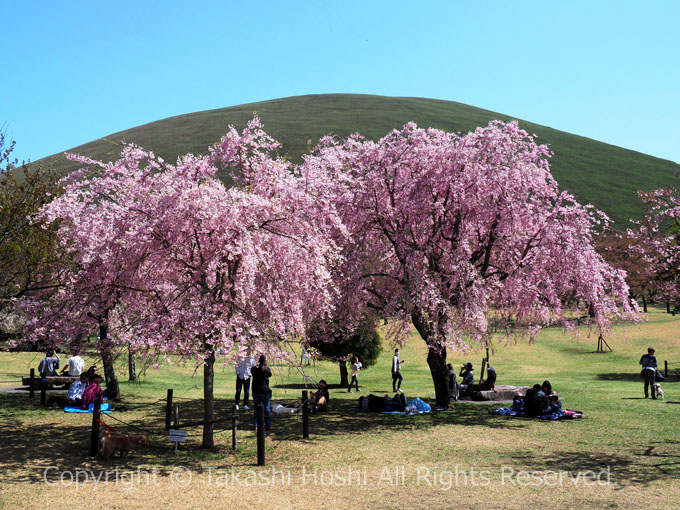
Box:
103 413 165 437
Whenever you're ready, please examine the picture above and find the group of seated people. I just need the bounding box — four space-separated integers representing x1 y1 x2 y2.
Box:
448 362 497 400
513 380 562 417
38 350 105 410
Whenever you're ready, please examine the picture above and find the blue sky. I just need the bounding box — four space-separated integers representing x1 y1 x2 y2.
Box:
3 1 679 164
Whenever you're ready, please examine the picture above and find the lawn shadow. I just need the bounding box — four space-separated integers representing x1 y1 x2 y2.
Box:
597 372 643 382
0 392 527 480
507 442 680 486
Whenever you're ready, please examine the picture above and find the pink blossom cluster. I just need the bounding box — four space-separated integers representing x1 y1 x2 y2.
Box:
22 118 638 367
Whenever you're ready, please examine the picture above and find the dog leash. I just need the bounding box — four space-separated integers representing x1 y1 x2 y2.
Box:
94 412 120 435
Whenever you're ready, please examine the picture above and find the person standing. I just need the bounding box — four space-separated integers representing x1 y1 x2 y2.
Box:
640 347 658 399
392 348 404 393
235 355 254 410
348 356 362 392
251 355 273 430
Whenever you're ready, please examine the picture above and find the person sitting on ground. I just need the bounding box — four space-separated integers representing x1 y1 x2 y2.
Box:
524 384 549 417
309 379 330 412
542 380 552 395
81 373 104 410
358 393 407 413
511 394 524 412
67 373 89 407
458 362 474 397
473 366 498 393
38 350 61 377
61 349 85 376
545 392 562 414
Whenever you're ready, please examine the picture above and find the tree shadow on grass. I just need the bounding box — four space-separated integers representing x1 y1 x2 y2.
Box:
507 441 680 486
0 393 528 480
597 373 644 382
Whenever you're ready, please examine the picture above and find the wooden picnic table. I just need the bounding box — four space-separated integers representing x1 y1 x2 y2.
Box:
22 375 78 388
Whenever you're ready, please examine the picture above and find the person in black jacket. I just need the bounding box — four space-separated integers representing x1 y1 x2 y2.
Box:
251 355 273 430
524 384 549 417
640 347 658 399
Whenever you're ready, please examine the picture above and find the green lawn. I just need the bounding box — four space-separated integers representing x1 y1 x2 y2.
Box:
0 307 678 509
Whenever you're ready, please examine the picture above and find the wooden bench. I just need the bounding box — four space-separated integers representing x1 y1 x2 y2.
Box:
22 375 78 389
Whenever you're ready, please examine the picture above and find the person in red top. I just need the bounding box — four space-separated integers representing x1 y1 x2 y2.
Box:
81 373 104 410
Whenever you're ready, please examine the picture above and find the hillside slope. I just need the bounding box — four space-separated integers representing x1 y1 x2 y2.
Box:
33 94 679 225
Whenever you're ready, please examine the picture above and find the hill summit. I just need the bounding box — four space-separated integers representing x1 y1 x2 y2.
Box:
34 94 679 225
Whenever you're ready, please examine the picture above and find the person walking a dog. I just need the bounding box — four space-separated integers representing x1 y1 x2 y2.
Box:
640 347 658 399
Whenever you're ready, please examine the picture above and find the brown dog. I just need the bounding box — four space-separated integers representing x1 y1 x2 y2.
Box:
100 430 148 460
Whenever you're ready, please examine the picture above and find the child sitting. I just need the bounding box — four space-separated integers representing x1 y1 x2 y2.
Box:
67 373 89 407
81 373 104 410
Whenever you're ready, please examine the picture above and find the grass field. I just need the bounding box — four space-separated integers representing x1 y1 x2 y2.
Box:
0 307 679 509
30 94 680 226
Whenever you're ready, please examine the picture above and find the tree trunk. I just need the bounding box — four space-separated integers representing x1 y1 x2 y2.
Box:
202 347 215 450
99 319 120 401
412 311 450 408
128 342 137 382
667 301 671 314
642 295 648 313
427 345 450 407
339 359 349 387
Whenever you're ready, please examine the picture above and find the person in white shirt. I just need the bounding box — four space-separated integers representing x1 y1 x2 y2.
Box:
67 373 89 406
235 355 255 410
348 356 362 393
62 351 85 376
392 348 405 393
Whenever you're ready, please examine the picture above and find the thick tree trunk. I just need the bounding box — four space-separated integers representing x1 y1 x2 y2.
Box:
667 301 671 314
202 347 215 450
427 345 450 407
642 295 648 313
412 311 450 408
339 359 349 387
128 342 137 382
99 319 120 401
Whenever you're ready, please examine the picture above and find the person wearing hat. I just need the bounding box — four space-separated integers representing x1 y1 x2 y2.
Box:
458 362 474 397
478 366 498 393
81 373 104 410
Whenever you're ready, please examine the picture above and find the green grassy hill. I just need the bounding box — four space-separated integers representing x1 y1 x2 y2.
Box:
33 94 679 225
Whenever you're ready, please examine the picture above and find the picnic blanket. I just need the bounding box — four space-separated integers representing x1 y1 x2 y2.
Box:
64 402 112 413
490 406 583 420
355 397 431 415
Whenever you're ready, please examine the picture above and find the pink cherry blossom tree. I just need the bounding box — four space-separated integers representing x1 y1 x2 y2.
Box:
628 187 680 310
305 120 637 407
24 118 343 447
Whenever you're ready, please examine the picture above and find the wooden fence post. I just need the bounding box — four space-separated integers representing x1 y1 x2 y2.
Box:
302 391 309 439
29 368 35 399
90 398 102 457
40 372 47 406
165 389 173 430
256 403 265 466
